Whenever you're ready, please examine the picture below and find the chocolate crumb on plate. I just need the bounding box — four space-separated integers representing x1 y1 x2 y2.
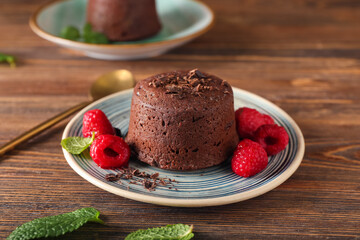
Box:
105 166 178 191
105 173 119 182
151 172 159 179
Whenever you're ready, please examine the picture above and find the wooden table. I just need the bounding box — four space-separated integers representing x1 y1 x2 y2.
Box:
1 0 360 239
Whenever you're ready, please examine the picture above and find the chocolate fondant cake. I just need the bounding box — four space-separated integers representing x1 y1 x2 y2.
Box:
87 0 161 41
126 69 239 170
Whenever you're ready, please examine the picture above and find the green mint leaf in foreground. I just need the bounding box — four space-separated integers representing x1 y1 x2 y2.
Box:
60 26 80 41
61 132 95 154
125 224 194 240
7 207 104 240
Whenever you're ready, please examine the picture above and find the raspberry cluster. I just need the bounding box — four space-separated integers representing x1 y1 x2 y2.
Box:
83 109 130 169
232 107 289 177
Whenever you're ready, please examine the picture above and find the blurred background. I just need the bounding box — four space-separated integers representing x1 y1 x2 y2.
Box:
1 0 360 239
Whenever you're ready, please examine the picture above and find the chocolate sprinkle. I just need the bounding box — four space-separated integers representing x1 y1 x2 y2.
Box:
148 69 228 98
105 166 178 191
151 173 159 179
195 69 206 78
105 173 119 182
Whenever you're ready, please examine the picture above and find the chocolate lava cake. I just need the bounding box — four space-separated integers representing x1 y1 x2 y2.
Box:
126 69 239 170
87 0 161 41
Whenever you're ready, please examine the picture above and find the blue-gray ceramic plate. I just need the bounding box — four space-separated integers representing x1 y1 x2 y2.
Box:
62 88 304 207
30 0 214 60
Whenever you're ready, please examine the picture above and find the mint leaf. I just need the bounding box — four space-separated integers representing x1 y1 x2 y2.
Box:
60 26 80 40
86 32 109 44
83 23 92 36
125 224 194 240
61 132 95 154
0 53 16 67
83 23 109 44
60 23 109 44
7 207 104 240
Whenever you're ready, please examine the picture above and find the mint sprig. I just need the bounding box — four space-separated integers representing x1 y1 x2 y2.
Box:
83 23 109 44
59 23 109 44
7 207 104 240
125 224 194 240
60 26 80 41
61 132 95 154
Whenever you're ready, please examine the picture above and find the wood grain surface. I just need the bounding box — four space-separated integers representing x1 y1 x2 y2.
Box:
1 0 360 239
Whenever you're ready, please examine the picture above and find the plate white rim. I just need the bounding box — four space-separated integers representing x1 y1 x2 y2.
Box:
62 87 305 207
29 0 215 50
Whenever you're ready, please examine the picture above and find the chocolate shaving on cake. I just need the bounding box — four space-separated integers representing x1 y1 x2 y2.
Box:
149 77 165 87
195 69 206 78
194 92 203 97
148 69 223 98
104 166 177 191
189 78 200 87
165 84 182 94
194 84 201 92
187 69 197 79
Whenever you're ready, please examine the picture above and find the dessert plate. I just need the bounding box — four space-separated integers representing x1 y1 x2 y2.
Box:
62 88 304 207
29 0 214 60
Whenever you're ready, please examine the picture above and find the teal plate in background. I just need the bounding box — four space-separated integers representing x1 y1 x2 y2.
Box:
62 88 305 207
30 0 214 60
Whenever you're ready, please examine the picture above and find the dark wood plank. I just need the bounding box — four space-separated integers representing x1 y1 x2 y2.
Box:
1 0 360 239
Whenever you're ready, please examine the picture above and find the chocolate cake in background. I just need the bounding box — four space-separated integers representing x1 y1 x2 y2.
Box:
126 69 239 170
87 0 161 41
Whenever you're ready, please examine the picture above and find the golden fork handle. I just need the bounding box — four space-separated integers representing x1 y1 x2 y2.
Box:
0 101 91 156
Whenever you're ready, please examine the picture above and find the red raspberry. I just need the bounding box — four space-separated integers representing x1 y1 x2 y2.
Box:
83 109 115 138
235 107 274 139
254 124 289 156
90 135 130 169
231 139 268 177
